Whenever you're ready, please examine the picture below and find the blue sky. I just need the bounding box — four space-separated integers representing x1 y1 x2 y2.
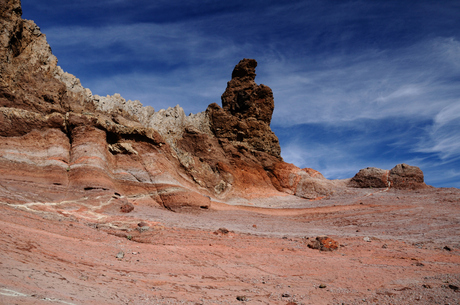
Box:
22 0 460 187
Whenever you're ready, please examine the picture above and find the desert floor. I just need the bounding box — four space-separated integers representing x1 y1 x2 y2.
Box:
1 186 459 304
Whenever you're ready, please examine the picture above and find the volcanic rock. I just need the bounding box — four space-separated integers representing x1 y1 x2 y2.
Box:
0 3 337 212
0 0 92 115
157 186 211 212
269 162 333 199
2 3 458 305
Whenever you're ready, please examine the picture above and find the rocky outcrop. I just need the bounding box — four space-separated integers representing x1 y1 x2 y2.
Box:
268 162 333 199
92 93 155 125
0 0 346 211
348 167 390 188
0 1 428 218
389 163 426 190
349 164 427 190
207 59 281 158
0 0 92 115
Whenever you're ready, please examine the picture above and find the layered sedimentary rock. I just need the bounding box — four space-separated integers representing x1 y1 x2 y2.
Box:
0 1 426 217
0 1 334 217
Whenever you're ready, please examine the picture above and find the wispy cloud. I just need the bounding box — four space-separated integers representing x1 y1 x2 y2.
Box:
266 37 460 127
45 23 242 65
415 103 460 161
23 0 460 187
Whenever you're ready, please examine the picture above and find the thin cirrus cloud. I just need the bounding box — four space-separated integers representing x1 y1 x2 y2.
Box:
43 23 245 113
20 0 460 187
267 37 460 127
416 103 460 161
264 36 460 187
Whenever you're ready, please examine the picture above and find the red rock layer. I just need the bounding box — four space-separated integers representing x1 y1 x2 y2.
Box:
0 1 426 216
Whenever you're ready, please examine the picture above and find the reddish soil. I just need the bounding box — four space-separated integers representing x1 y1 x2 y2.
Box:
1 187 459 304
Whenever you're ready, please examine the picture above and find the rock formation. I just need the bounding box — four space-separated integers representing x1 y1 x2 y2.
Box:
389 163 426 190
348 167 390 188
0 1 427 217
349 164 427 190
207 58 281 158
308 236 340 251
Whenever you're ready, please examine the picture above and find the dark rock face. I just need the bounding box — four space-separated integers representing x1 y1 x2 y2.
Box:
222 59 274 124
0 0 91 115
207 59 281 158
349 164 427 189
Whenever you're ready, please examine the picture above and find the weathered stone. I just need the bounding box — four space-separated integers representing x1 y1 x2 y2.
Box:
348 167 390 188
157 186 211 212
308 236 339 251
349 164 427 189
4 0 429 214
389 163 426 189
108 143 138 155
120 202 134 213
207 59 281 158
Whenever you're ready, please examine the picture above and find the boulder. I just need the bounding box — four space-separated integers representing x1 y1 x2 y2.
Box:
349 164 427 189
308 236 339 251
389 163 426 189
157 186 211 212
348 167 390 188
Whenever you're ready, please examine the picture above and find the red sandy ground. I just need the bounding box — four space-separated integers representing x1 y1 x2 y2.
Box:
0 187 459 304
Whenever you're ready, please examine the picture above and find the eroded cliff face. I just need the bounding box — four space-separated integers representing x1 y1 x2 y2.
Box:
0 1 335 217
0 1 425 216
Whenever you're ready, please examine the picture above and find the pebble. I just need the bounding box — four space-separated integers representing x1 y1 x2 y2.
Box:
448 284 459 291
282 293 290 297
363 237 371 242
116 251 124 259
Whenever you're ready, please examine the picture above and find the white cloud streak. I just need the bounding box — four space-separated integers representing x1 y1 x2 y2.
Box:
415 103 460 161
265 37 460 127
33 1 460 187
45 23 242 64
